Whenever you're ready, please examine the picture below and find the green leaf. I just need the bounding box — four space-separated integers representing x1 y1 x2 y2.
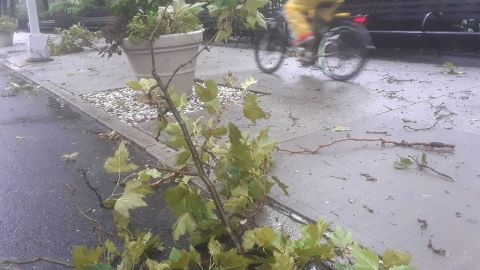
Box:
383 249 412 268
242 230 256 250
118 237 147 269
155 117 168 136
294 244 334 263
330 225 354 249
104 239 118 255
394 157 414 170
214 249 251 270
205 99 220 114
145 168 162 179
271 176 289 196
169 88 188 109
270 251 295 270
86 264 112 270
208 238 223 257
189 245 202 266
164 183 214 221
298 220 329 248
254 129 276 155
194 81 217 102
332 126 351 132
113 210 130 239
114 192 148 218
228 123 255 170
127 81 143 90
104 142 139 174
165 123 188 149
175 150 191 166
228 122 242 142
139 78 157 90
253 227 276 247
169 248 191 270
146 259 170 270
71 246 104 270
353 246 380 270
244 0 269 13
243 94 266 124
224 196 248 213
173 213 197 241
335 263 354 270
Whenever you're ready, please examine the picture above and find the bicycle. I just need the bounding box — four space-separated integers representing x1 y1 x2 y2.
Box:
254 4 375 81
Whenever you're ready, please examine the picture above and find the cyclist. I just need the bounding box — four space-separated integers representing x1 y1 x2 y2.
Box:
284 0 343 63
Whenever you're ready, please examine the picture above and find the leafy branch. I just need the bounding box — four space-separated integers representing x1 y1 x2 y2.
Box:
148 36 243 250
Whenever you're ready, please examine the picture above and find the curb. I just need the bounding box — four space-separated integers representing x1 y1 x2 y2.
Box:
1 60 175 163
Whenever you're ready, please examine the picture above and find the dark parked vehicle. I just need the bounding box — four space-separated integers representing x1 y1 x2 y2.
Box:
340 0 480 52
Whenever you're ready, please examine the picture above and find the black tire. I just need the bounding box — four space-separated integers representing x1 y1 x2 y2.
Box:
254 29 288 74
318 26 368 81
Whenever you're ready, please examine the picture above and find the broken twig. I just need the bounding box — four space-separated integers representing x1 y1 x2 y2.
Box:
403 122 438 131
0 256 73 268
409 156 456 182
78 169 105 208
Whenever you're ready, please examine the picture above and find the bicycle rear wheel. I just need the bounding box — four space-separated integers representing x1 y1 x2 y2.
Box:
318 26 367 81
254 29 288 73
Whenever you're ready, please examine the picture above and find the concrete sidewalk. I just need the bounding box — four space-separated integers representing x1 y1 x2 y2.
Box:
2 33 480 270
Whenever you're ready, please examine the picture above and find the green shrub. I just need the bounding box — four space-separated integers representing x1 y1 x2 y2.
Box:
0 16 16 34
47 24 100 55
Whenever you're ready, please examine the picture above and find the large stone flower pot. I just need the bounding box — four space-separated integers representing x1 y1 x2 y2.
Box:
121 29 204 96
0 32 13 47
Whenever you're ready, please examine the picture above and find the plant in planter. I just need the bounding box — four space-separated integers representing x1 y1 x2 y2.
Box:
0 16 16 48
120 0 206 96
101 0 268 96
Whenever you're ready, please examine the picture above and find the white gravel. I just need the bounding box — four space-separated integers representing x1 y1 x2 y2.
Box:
81 85 247 124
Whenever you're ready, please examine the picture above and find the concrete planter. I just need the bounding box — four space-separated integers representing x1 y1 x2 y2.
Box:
121 29 204 96
0 32 13 47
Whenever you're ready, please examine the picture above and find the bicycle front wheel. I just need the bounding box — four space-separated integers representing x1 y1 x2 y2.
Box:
254 30 288 74
318 26 367 81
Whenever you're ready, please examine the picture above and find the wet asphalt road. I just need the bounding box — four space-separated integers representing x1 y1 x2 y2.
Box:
0 67 176 269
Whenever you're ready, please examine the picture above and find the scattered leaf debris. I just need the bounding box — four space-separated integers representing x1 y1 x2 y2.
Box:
417 218 428 230
428 239 448 257
328 175 347 181
361 173 377 182
363 205 374 213
62 152 80 162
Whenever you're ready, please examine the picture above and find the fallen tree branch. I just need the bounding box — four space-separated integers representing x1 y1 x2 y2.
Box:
0 256 74 268
149 30 242 251
278 137 455 155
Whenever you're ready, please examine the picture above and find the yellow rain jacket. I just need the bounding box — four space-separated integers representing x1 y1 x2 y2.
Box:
284 0 343 40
